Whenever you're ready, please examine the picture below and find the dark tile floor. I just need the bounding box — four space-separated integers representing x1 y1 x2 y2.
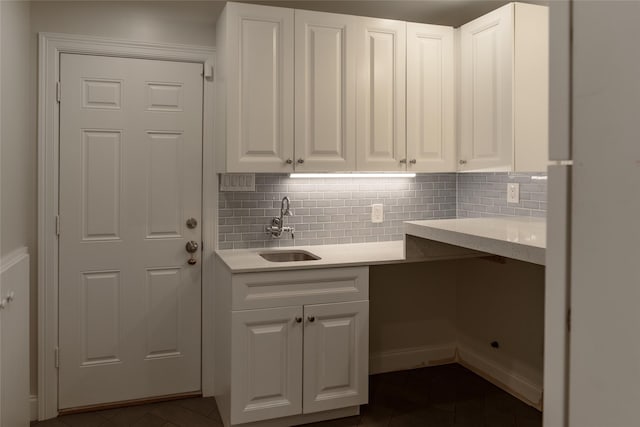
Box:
32 364 541 427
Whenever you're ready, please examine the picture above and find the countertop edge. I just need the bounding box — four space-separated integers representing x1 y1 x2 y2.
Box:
404 222 546 266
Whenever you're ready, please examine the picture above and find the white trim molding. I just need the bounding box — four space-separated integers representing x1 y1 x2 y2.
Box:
37 32 216 421
457 344 543 409
369 344 457 375
30 395 38 422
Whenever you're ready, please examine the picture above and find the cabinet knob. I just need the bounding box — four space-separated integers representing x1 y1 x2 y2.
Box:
409 159 417 164
307 315 315 323
285 158 293 165
459 159 467 165
399 159 407 164
295 316 302 323
297 158 305 164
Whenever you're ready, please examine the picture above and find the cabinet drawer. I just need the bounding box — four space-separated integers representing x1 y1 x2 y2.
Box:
231 266 369 310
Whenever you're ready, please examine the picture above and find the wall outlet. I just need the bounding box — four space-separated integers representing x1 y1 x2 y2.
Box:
371 204 384 223
507 183 520 204
220 173 255 192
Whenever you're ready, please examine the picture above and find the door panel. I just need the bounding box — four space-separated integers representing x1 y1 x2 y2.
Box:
459 4 513 171
59 54 203 409
356 18 406 171
231 306 303 424
303 301 369 414
406 23 455 172
295 10 357 171
225 2 294 172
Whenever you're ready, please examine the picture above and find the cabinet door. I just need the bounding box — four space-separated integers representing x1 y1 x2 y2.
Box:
225 3 294 172
231 306 303 424
406 23 455 172
295 10 357 172
459 4 514 171
303 301 369 414
356 18 406 171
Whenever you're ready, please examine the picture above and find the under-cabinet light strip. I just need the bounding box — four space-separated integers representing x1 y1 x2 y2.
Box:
289 173 417 179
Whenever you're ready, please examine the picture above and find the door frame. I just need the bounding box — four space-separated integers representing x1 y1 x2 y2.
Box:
37 32 216 420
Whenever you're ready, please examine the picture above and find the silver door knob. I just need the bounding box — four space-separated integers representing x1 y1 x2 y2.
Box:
186 241 199 253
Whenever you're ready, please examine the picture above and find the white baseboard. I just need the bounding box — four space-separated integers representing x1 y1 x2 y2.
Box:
369 343 457 375
457 345 542 409
30 395 38 421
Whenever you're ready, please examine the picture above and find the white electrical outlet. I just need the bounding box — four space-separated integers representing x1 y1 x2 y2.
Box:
371 204 384 223
220 173 256 192
507 183 520 204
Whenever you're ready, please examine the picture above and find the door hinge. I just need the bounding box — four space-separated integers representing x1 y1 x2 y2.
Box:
55 215 60 237
54 347 60 369
203 60 214 80
567 308 571 332
56 81 61 103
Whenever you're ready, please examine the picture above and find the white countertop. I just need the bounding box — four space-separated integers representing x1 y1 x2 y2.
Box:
216 241 409 273
404 217 546 265
216 217 546 273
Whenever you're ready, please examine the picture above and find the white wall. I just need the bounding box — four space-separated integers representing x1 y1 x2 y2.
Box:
1 0 34 400
370 262 458 373
31 1 219 47
456 258 545 407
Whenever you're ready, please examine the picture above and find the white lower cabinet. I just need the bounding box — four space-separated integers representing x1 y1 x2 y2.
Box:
303 301 369 414
231 307 303 424
215 261 369 427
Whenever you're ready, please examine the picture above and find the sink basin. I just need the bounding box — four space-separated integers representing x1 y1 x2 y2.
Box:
259 250 321 262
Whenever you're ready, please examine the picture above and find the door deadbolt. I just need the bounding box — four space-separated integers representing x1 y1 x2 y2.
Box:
186 218 198 229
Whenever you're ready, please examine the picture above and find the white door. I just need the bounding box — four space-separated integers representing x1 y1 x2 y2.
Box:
295 10 358 172
406 23 455 172
58 54 203 409
223 2 295 173
231 306 303 424
356 17 406 172
303 301 368 414
458 4 513 171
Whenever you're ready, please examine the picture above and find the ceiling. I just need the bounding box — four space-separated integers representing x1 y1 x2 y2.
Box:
236 0 549 27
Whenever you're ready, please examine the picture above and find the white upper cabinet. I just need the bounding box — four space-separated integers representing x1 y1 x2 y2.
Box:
458 3 548 172
294 10 358 172
356 18 406 172
406 23 455 172
459 4 514 171
215 2 545 174
216 2 294 173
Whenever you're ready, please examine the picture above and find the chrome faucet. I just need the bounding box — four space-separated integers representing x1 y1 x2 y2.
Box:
266 196 295 239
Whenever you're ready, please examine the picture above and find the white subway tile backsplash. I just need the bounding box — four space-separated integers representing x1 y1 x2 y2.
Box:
218 172 547 249
456 172 548 218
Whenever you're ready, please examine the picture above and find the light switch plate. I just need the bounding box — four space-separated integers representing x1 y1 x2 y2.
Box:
220 173 255 192
507 183 520 204
371 204 384 223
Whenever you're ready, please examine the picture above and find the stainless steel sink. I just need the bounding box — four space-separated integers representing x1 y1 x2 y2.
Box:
259 250 321 262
